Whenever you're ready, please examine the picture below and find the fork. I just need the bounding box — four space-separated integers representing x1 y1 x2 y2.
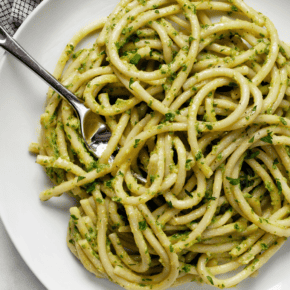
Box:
0 25 146 183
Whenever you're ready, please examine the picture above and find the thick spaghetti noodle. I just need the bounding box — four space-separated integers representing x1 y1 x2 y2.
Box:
30 0 290 289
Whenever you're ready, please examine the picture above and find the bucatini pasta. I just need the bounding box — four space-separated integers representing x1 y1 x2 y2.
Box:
30 0 290 289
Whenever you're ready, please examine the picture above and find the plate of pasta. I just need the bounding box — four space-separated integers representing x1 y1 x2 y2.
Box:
2 0 290 289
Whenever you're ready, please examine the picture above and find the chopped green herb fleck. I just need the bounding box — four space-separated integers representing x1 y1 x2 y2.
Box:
226 176 240 185
207 276 214 285
261 132 273 144
139 221 147 231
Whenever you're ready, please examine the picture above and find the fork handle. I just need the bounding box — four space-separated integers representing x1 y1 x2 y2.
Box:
0 25 83 111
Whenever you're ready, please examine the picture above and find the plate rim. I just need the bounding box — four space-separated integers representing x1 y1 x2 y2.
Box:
0 1 58 289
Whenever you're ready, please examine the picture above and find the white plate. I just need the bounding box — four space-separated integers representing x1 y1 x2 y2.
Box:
1 0 290 289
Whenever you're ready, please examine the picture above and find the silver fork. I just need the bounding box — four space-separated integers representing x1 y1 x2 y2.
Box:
0 25 146 183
